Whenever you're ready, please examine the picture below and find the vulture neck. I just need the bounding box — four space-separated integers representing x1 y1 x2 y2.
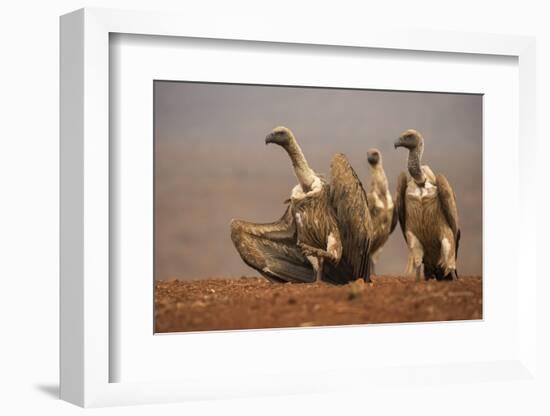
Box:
285 139 316 192
369 163 387 194
408 146 426 186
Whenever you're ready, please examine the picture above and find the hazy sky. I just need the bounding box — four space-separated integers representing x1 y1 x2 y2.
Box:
154 81 482 280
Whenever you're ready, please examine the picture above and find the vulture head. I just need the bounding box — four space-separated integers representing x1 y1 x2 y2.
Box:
395 129 427 186
367 148 381 166
394 129 424 153
265 126 294 148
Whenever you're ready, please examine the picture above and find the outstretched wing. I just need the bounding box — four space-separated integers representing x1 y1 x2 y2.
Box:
328 153 370 280
230 206 314 283
395 172 408 241
436 173 460 255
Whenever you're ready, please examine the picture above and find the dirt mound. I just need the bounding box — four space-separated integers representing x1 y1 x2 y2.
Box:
155 275 482 333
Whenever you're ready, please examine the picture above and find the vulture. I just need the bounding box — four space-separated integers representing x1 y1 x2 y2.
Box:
230 127 342 283
364 149 398 275
394 129 460 281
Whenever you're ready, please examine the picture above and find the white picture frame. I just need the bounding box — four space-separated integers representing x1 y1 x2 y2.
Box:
60 7 538 408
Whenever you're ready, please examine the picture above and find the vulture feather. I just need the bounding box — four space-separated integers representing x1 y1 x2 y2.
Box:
326 153 372 282
230 206 314 283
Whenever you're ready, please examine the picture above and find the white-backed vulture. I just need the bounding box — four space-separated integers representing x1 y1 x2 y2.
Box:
365 149 398 274
394 129 460 281
231 127 342 283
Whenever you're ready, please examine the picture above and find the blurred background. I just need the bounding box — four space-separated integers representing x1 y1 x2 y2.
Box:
154 81 482 280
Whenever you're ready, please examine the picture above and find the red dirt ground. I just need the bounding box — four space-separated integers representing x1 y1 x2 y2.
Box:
155 275 482 333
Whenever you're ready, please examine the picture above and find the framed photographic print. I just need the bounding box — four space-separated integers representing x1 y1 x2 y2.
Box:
152 81 482 333
60 8 538 408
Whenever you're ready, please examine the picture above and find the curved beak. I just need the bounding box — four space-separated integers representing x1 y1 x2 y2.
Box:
394 137 403 149
265 132 289 146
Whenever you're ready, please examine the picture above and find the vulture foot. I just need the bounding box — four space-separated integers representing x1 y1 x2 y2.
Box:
298 243 329 282
298 242 328 259
315 257 325 283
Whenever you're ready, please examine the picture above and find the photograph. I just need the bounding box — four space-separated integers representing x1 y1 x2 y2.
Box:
153 80 483 333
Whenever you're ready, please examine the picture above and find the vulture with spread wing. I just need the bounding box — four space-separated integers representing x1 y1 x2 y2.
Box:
394 129 460 281
231 127 342 283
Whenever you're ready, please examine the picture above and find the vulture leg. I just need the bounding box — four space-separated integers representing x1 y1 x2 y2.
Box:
415 266 423 282
364 257 372 283
297 242 338 282
453 270 459 280
406 231 424 282
438 235 457 281
364 257 374 282
368 257 375 277
369 248 383 278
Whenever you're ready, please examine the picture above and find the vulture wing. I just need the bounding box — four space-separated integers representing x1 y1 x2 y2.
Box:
230 206 314 283
395 172 409 241
390 201 399 234
436 173 460 255
328 153 371 280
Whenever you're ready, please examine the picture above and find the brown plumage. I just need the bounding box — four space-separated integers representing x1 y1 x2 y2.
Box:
230 127 342 283
365 149 398 275
327 148 399 282
394 129 460 281
292 176 343 283
326 153 372 282
230 206 314 283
